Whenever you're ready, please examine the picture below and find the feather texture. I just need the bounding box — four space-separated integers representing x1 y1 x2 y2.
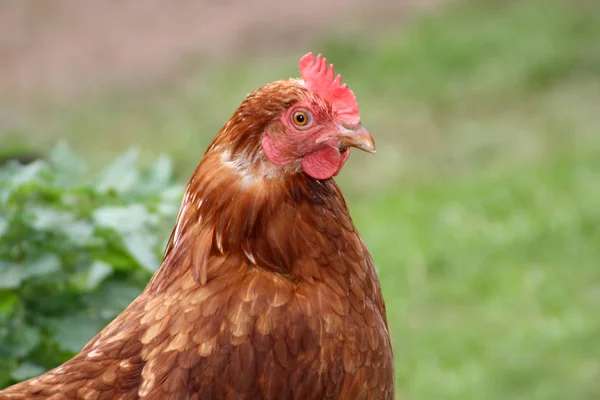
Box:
0 57 393 400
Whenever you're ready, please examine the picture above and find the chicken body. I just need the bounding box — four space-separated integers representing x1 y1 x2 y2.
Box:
0 54 394 399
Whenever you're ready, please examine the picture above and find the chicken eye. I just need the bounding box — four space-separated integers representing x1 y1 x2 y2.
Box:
291 110 311 127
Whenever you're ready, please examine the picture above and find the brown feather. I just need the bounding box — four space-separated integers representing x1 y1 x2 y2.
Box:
0 78 393 399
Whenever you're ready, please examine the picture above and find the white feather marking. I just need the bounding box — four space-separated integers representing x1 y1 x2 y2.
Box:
244 248 257 264
171 202 188 246
220 148 280 183
220 149 259 188
215 231 223 253
119 359 134 371
138 372 156 397
87 349 103 359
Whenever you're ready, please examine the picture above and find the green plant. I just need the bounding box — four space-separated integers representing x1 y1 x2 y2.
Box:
0 143 182 388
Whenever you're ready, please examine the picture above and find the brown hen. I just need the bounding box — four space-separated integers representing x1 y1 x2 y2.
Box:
0 52 394 400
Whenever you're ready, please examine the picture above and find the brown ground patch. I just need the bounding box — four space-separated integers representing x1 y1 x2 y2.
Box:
0 0 447 106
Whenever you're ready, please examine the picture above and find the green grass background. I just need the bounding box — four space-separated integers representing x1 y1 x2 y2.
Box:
3 0 600 398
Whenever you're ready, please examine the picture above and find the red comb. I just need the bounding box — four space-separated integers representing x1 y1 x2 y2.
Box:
299 52 360 124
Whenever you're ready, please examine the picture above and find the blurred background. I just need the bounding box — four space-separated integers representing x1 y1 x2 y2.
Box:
1 0 600 398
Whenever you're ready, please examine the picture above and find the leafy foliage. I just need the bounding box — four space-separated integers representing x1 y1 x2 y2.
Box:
0 143 182 388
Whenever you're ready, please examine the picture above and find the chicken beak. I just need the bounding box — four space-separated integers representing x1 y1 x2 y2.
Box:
337 123 376 154
317 123 376 154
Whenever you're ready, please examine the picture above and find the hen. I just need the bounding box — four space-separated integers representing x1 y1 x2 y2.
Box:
0 53 394 399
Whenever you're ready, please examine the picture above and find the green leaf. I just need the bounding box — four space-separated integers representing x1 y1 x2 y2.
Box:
49 141 86 184
26 254 61 278
0 216 8 238
86 261 113 290
0 293 19 316
139 154 173 193
0 261 26 289
52 314 104 353
158 185 184 216
9 326 41 358
9 162 44 188
96 148 140 194
62 220 95 246
84 281 141 318
124 232 159 272
29 208 74 231
92 204 154 235
0 255 61 288
10 362 45 381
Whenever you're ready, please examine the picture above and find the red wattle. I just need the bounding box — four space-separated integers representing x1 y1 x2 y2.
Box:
301 146 342 180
